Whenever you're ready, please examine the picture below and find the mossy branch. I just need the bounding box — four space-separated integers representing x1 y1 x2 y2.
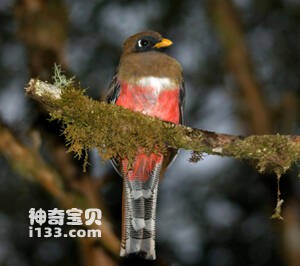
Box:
25 74 300 219
25 78 300 174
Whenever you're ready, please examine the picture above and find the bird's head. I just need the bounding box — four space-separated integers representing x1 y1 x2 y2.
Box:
118 31 181 82
122 31 173 55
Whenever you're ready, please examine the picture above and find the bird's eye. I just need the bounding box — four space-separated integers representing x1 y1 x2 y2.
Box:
137 39 149 48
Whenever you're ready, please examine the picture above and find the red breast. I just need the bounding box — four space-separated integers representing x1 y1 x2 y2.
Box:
116 79 180 124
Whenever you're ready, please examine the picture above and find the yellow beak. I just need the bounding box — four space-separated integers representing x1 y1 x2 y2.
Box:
153 38 173 49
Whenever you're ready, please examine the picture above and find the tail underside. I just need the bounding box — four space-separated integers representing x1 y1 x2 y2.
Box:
120 155 162 260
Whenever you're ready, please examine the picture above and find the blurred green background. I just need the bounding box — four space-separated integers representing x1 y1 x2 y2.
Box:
0 0 300 265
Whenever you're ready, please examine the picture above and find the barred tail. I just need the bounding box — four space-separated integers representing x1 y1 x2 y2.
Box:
120 160 161 260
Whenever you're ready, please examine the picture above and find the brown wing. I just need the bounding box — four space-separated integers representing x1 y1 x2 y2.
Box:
106 74 121 104
106 74 123 175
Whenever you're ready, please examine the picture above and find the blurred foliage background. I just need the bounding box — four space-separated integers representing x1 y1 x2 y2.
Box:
0 0 300 265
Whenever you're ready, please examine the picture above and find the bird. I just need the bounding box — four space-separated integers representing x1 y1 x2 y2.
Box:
106 30 185 260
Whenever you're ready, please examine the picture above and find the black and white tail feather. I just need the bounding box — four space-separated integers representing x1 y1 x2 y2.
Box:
120 160 162 260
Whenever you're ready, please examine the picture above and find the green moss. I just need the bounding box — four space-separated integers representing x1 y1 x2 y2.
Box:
225 135 300 176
